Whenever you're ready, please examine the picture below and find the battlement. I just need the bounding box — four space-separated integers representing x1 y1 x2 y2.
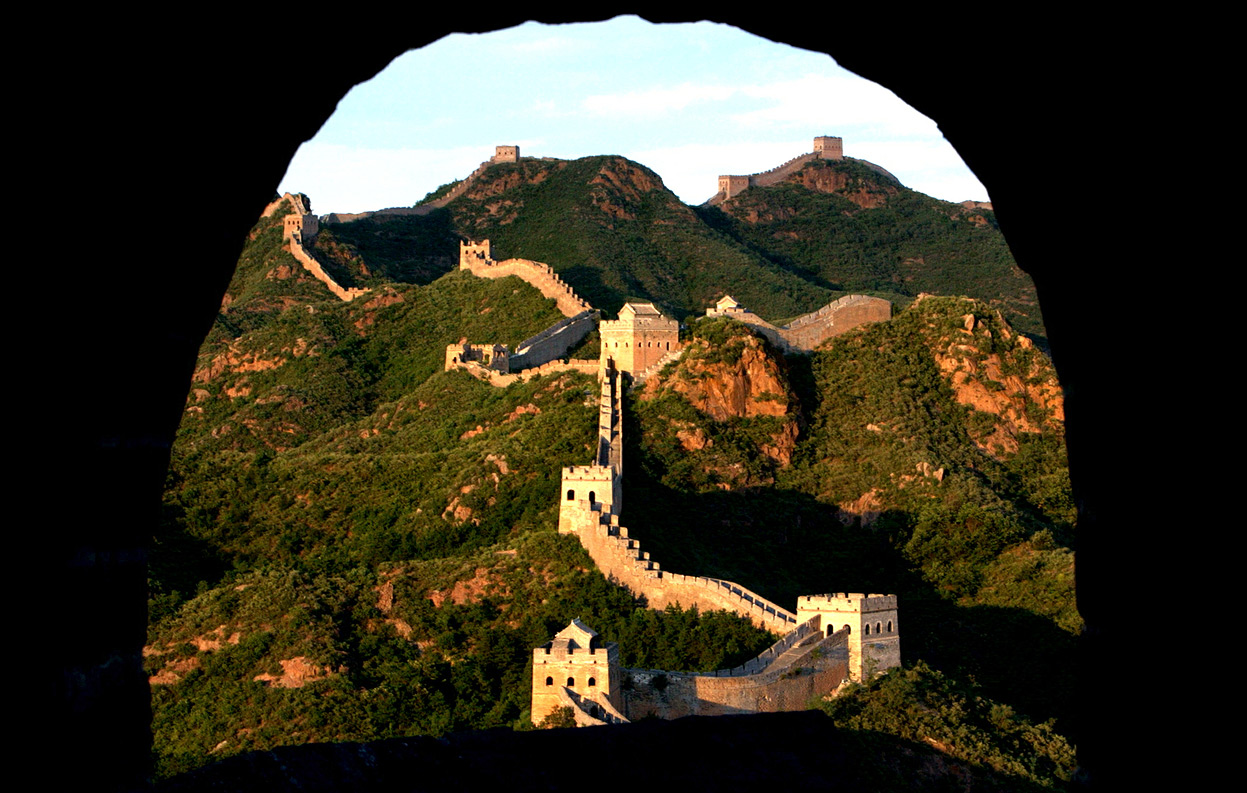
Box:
703 294 890 353
562 465 614 480
600 302 681 377
707 136 845 204
798 593 898 613
813 136 844 159
458 239 593 318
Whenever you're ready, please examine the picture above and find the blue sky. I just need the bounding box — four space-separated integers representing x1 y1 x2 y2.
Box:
277 16 988 215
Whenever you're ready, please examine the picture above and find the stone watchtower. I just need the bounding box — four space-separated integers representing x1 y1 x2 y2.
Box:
599 302 681 377
813 136 844 160
531 619 622 725
494 145 519 163
798 593 900 681
282 212 319 242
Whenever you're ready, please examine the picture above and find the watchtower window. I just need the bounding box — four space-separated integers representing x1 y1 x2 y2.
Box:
545 676 553 686
566 676 575 687
876 622 882 634
888 620 893 632
588 677 597 687
567 489 575 501
588 491 596 503
865 624 870 635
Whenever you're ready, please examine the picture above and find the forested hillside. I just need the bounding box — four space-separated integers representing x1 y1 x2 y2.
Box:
149 157 1076 789
310 153 1042 342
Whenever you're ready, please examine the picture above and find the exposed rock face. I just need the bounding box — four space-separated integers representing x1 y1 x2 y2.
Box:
648 337 789 422
252 657 329 689
919 297 1065 455
642 332 799 466
790 165 899 209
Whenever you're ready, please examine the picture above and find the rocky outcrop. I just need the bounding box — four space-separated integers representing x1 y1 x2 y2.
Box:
641 332 799 466
919 295 1064 456
646 337 790 421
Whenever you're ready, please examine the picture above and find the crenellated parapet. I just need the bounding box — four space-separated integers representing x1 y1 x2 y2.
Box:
798 593 900 681
269 193 368 302
458 240 593 318
533 617 855 724
599 302 681 377
705 293 891 353
532 619 624 726
706 136 847 204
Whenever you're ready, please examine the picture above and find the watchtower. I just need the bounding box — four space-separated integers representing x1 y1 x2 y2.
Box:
599 302 680 377
494 145 520 163
531 619 622 725
460 239 493 269
813 136 844 160
717 174 750 200
797 593 900 681
282 212 318 242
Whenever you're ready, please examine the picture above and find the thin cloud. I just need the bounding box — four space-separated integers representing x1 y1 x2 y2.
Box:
583 83 738 117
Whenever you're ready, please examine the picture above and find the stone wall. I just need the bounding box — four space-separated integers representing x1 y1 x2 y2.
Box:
599 303 681 376
459 240 592 318
558 364 800 635
278 198 368 302
510 310 599 371
706 294 892 353
622 628 850 720
323 146 521 225
707 136 852 204
780 295 892 351
813 136 844 159
447 358 598 387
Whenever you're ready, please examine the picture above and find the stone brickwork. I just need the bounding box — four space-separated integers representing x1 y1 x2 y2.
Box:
813 136 844 159
267 193 368 302
445 342 510 373
324 145 528 225
622 627 850 720
459 240 593 318
599 303 681 377
532 616 857 725
708 136 845 204
798 594 900 682
510 310 600 371
705 294 891 353
531 619 624 726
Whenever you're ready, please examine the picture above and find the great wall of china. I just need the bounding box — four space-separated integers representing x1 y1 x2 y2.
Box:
704 294 892 353
263 141 903 727
529 346 900 726
706 136 900 205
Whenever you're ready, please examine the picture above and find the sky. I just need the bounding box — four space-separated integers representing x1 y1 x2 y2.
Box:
276 16 988 216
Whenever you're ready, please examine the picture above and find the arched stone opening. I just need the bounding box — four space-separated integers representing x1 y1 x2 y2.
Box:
62 15 1129 789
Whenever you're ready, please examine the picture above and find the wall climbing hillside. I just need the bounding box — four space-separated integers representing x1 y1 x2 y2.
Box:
559 361 801 635
707 294 892 353
623 628 850 719
460 241 592 318
268 193 368 302
510 310 600 371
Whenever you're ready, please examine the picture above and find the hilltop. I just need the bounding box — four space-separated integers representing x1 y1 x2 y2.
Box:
309 143 1041 342
147 144 1076 788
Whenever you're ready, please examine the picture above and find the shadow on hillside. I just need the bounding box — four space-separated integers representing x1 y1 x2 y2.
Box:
155 710 1062 793
620 478 1077 733
558 264 622 316
314 210 459 286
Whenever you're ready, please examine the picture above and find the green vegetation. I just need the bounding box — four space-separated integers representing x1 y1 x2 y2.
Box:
150 152 1072 784
819 662 1076 789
